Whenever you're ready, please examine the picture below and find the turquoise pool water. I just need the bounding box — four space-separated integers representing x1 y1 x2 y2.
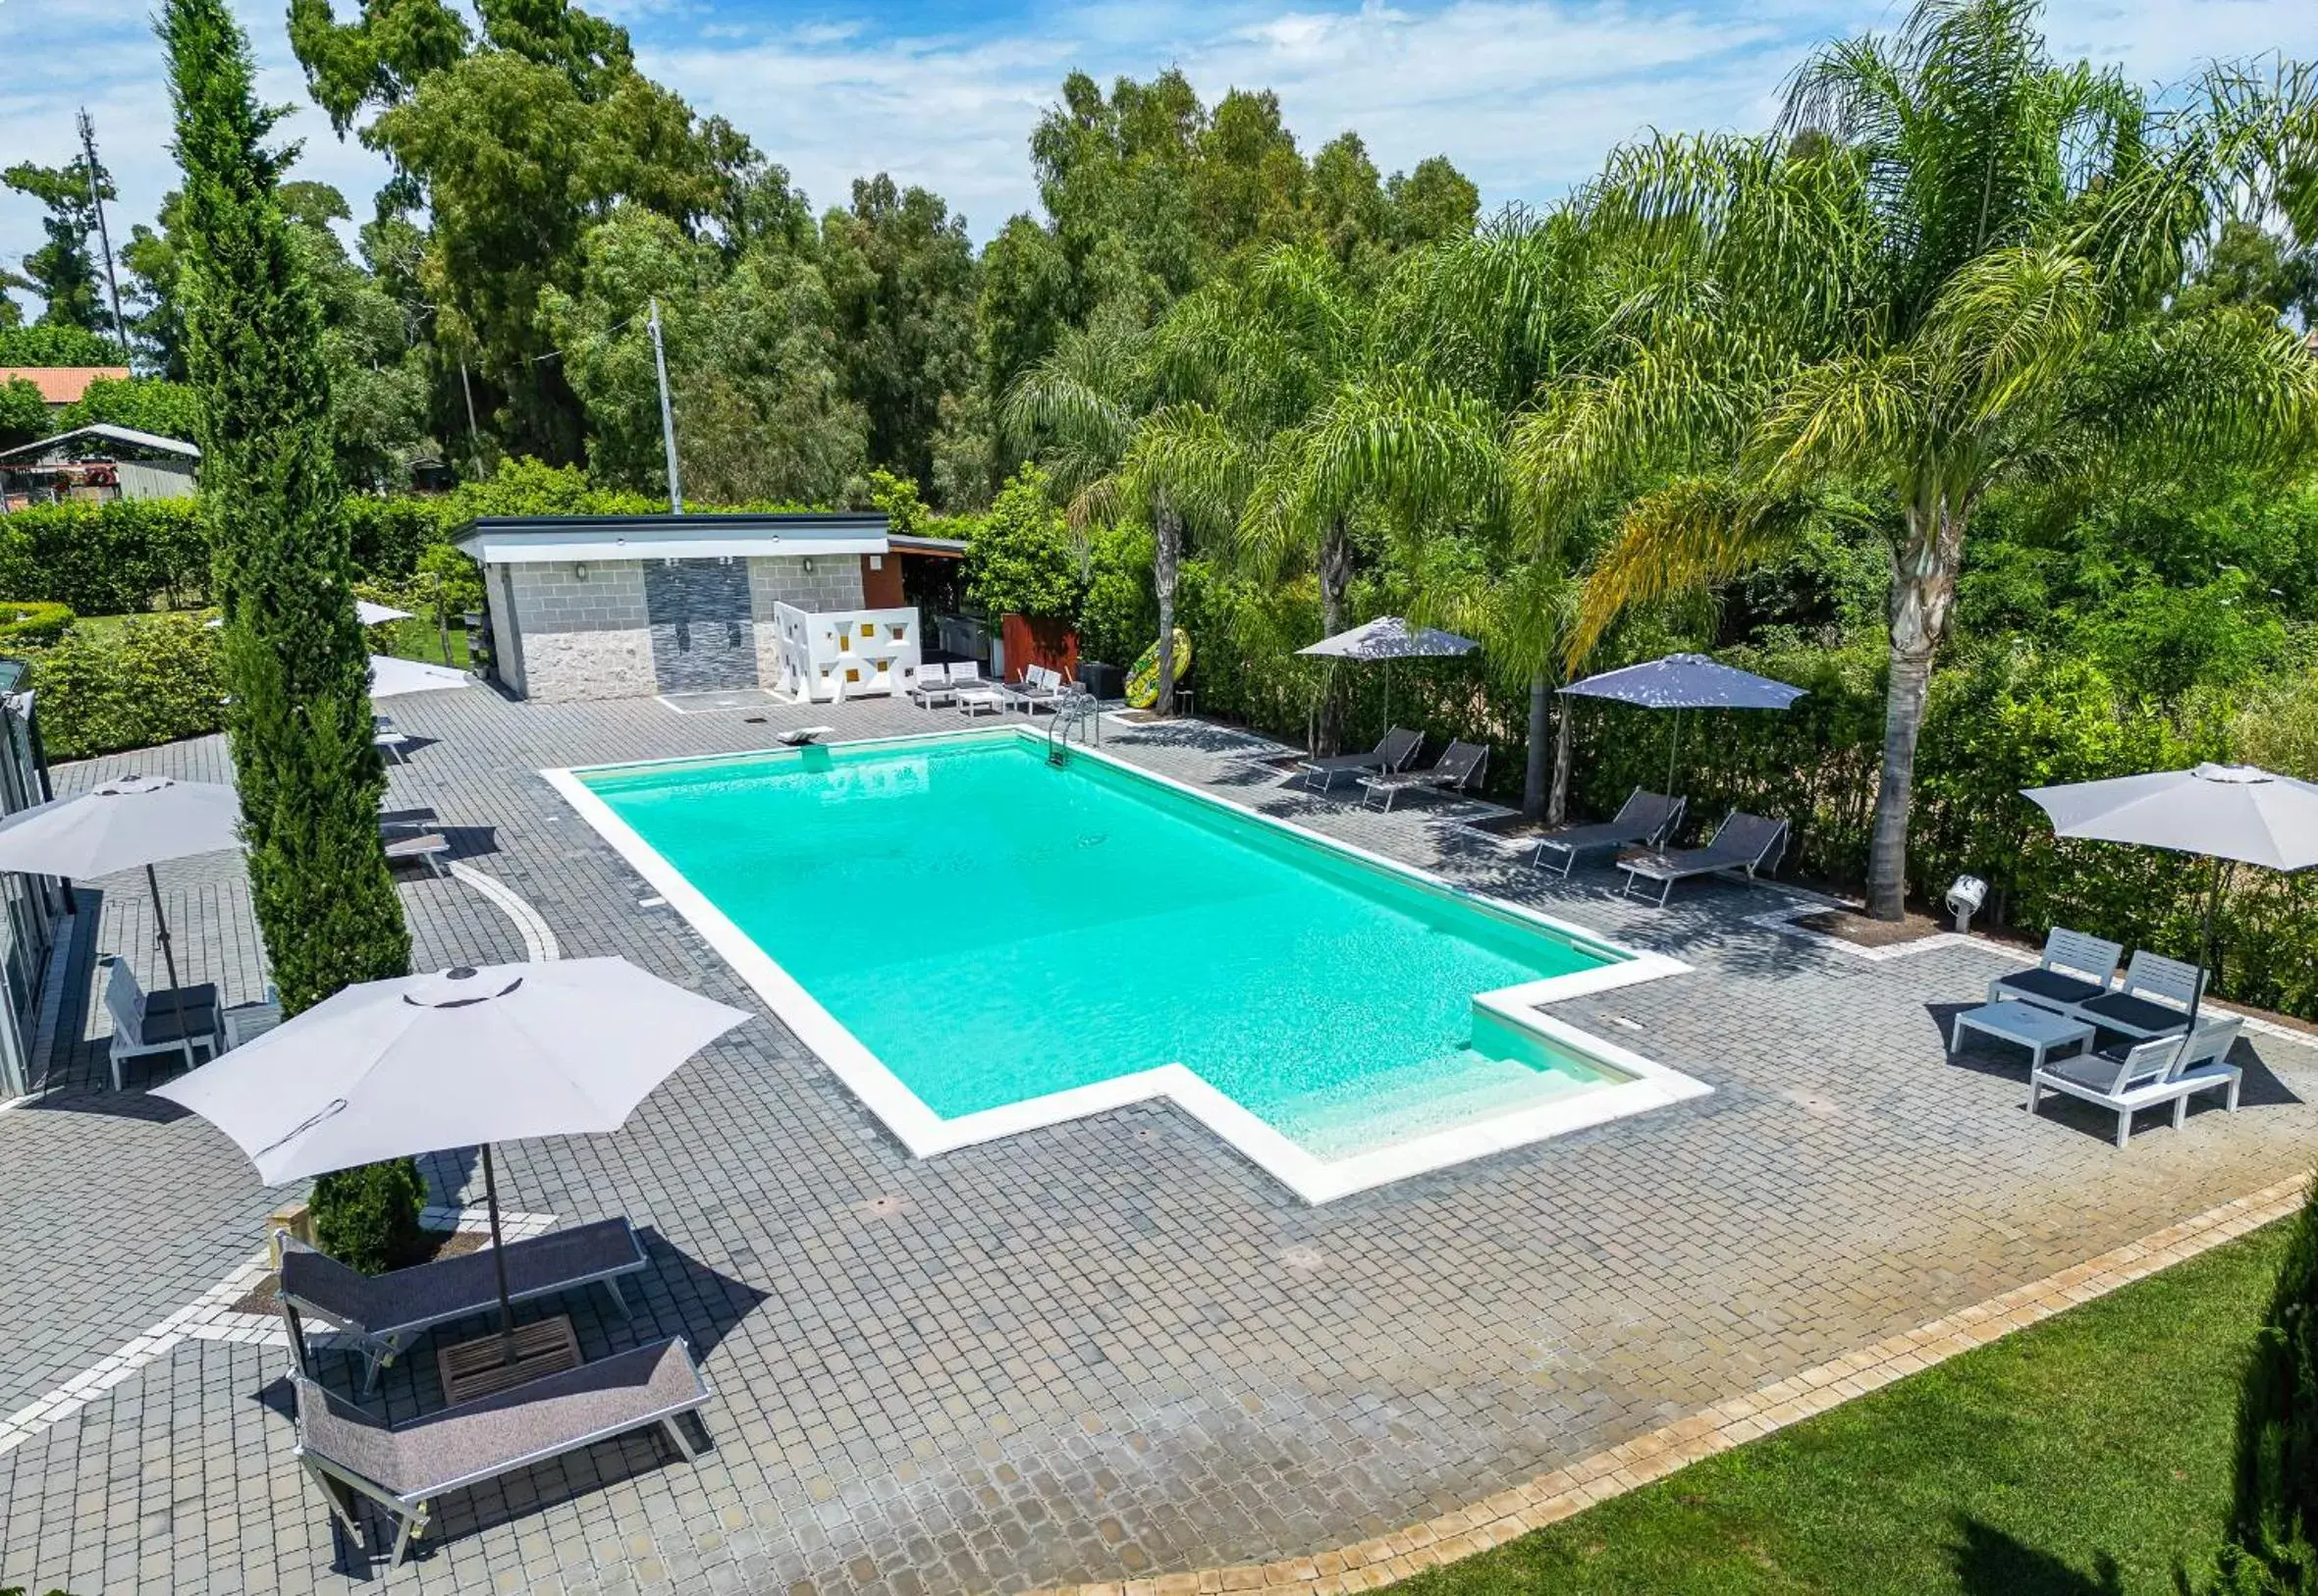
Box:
582 733 1624 1155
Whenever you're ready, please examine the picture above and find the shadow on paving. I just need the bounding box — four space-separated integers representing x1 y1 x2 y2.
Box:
250 1228 767 1574
1950 1516 2125 1595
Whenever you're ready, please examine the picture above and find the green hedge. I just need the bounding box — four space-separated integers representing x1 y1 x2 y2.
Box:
0 602 75 647
0 501 210 616
27 615 225 760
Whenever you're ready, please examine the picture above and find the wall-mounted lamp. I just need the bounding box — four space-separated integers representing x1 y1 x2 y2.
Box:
802 558 815 573
573 561 590 581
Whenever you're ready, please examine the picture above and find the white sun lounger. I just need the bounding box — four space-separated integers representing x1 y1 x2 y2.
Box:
294 1337 712 1567
2029 1014 2243 1146
102 955 221 1089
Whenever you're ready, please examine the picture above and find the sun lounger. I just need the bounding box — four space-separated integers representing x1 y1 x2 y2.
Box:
380 822 451 878
905 663 959 708
1985 927 2122 1012
277 1218 650 1393
102 955 221 1090
1531 789 1686 878
1615 811 1788 906
2070 949 2205 1038
1006 665 1068 714
1357 740 1489 811
293 1337 712 1567
2029 1014 2243 1146
1297 726 1423 791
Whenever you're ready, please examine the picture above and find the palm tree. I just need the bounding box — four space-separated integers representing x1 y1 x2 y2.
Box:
999 315 1194 714
1519 0 2318 917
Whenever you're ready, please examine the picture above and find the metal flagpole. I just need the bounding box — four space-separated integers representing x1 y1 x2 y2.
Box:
79 110 131 361
649 298 683 514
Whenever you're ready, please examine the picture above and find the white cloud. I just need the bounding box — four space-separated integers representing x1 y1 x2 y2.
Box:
1 0 2312 314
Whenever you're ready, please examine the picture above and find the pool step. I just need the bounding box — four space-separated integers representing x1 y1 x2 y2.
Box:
1272 1043 1594 1157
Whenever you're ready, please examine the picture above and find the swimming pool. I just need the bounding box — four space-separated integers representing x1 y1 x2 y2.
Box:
551 727 1704 1200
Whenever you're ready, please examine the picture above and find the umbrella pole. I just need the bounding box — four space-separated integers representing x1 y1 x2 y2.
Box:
481 1143 517 1363
1666 710 1682 800
2185 856 2227 1035
145 863 198 1072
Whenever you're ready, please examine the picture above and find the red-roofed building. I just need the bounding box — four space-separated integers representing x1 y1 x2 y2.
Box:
0 366 131 407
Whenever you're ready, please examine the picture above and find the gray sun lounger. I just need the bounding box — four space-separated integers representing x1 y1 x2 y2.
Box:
294 1337 712 1567
1531 789 1686 878
278 1218 649 1393
380 823 451 878
1615 811 1789 906
1298 726 1423 791
1357 740 1489 811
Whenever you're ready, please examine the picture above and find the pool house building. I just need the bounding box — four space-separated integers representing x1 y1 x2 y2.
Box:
454 511 967 704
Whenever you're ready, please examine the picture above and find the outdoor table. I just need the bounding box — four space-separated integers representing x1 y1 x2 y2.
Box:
1948 1000 2095 1071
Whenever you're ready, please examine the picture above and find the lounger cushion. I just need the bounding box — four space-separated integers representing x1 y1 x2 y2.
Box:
282 1218 646 1339
1536 822 1633 853
297 1339 702 1500
2076 991 2189 1036
138 984 221 1041
1994 968 2107 1006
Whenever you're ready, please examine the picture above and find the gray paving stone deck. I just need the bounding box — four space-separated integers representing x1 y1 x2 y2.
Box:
3 687 2314 1595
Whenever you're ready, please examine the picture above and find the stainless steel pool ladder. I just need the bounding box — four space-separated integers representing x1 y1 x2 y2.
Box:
1047 691 1100 763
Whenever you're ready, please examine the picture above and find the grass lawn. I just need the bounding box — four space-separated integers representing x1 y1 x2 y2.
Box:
1397 1219 2289 1596
73 610 469 669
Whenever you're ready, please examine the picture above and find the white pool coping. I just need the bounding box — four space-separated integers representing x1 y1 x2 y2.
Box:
543 724 1708 1204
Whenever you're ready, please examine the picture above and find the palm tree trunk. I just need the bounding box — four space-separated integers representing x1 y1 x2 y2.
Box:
1317 517 1350 755
1154 498 1181 717
1866 505 1965 920
1523 670 1552 821
1548 688 1573 825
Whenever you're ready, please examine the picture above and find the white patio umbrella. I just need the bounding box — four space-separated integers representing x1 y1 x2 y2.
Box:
155 959 750 1354
1297 617 1479 742
208 599 413 629
0 774 242 1066
1561 653 1806 796
368 654 469 700
2023 763 2318 1032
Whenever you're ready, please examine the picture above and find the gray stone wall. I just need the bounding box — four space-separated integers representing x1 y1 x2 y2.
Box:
502 560 658 701
643 559 758 692
746 555 863 619
748 555 867 688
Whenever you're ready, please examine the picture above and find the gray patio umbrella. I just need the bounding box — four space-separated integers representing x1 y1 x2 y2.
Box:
2023 763 2318 1032
0 773 243 1067
1298 616 1479 737
156 958 750 1359
1560 653 1806 796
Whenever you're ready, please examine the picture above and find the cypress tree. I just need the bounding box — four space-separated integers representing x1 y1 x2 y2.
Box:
163 0 420 1270
2218 1178 2318 1592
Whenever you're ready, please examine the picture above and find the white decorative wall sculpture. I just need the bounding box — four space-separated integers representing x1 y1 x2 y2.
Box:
773 603 925 702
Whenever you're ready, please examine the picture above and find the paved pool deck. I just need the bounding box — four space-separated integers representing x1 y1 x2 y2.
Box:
1 686 2312 1596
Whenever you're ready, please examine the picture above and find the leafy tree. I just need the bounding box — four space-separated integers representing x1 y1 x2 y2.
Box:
292 0 728 462
165 0 418 1265
1 155 121 339
963 465 1079 618
1532 0 2318 917
61 377 204 440
2175 220 2318 324
121 192 190 378
822 175 979 490
0 380 50 450
540 203 863 504
0 325 118 365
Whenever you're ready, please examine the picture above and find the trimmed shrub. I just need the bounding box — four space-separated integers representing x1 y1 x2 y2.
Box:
27 615 224 759
0 499 209 615
309 1160 428 1274
0 602 75 648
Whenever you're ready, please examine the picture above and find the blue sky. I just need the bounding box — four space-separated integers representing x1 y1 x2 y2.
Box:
4 0 2316 301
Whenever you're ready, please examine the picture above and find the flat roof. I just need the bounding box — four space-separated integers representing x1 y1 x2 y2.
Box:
454 511 889 563
889 532 968 559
